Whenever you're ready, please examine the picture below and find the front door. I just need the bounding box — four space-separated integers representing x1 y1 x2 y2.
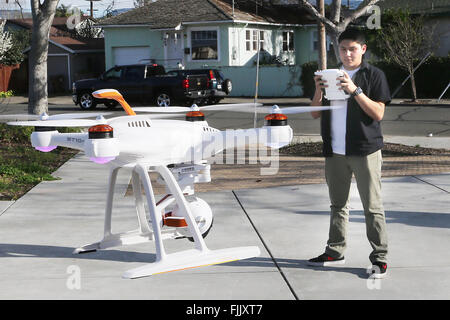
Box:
166 32 184 69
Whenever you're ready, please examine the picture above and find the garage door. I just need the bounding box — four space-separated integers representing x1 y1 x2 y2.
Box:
48 55 69 93
113 46 151 66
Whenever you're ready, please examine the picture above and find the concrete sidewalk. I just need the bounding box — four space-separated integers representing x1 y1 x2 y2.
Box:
0 149 449 300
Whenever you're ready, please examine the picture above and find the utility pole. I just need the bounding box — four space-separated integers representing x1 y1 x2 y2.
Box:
85 0 100 18
318 0 327 69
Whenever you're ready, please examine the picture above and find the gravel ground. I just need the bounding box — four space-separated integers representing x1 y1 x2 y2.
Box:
280 142 450 157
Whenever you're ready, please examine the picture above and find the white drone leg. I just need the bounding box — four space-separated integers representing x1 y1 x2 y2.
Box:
73 166 156 254
134 163 167 261
73 166 120 253
123 164 261 279
103 166 120 238
131 170 152 236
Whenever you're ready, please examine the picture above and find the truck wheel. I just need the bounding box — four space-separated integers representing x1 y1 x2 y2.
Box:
156 92 171 107
224 79 232 94
79 92 97 110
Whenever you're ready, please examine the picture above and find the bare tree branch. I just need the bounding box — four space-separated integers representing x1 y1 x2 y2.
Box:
297 0 381 61
341 0 380 28
332 0 341 24
297 0 337 30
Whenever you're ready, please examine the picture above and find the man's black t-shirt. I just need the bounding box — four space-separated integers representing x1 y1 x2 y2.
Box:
319 61 391 157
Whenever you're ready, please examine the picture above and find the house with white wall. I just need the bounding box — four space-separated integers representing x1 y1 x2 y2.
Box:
98 0 321 97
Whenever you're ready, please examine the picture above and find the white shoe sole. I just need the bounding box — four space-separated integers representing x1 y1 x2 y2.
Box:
307 259 346 267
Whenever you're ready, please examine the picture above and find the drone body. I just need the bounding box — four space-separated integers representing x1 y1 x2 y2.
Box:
30 114 293 167
7 89 340 278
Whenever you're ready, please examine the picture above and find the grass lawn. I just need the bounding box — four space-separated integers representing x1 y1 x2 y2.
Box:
0 123 79 200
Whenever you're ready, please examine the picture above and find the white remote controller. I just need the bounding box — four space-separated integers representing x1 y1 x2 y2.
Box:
314 69 350 100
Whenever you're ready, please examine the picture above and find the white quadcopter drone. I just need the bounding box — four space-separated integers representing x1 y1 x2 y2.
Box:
6 89 342 279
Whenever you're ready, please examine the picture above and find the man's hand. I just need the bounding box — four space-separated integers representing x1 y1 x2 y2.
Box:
314 74 328 91
311 72 327 119
337 71 357 95
337 71 385 121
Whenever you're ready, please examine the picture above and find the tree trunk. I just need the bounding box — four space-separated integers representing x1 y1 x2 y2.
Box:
410 69 417 102
318 0 327 69
330 31 340 64
28 0 59 115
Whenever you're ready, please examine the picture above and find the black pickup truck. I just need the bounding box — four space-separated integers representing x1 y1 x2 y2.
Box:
72 64 217 109
166 69 232 105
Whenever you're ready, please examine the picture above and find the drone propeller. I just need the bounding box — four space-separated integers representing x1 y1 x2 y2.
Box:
5 112 111 127
1 112 112 121
132 103 342 115
132 107 192 113
44 112 112 120
7 118 106 127
133 103 263 114
199 103 263 111
238 104 345 114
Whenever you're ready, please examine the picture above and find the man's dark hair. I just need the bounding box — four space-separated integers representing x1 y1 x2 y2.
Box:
338 28 366 45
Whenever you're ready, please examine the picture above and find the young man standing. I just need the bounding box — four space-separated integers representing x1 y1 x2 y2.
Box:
308 28 391 279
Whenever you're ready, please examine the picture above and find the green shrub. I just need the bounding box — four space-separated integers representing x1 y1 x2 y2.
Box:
0 90 14 98
300 61 319 99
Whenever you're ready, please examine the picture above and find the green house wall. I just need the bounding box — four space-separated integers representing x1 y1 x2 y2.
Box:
103 23 319 97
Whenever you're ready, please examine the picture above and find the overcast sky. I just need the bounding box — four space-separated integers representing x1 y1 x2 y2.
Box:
5 0 363 18
5 0 136 18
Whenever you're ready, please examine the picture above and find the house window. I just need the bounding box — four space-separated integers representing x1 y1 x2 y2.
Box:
282 31 294 52
246 30 251 51
259 31 265 51
191 30 218 60
312 30 331 51
246 30 265 51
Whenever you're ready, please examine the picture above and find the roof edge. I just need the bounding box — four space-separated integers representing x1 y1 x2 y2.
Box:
206 0 234 20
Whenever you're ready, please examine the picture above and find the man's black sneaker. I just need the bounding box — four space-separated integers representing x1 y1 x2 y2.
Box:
370 262 388 279
307 253 345 267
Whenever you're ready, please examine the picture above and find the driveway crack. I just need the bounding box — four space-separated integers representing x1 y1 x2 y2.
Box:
232 190 300 300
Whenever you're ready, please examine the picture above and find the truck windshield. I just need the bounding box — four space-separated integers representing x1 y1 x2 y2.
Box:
104 67 122 80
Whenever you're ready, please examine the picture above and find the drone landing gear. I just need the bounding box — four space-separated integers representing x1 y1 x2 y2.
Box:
74 163 260 278
73 166 155 254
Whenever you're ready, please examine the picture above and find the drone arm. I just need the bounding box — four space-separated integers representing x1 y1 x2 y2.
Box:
222 126 293 150
31 131 88 152
202 125 292 159
50 133 89 151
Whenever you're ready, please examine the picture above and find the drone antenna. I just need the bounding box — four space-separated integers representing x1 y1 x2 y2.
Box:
92 89 136 116
117 97 137 116
253 31 261 128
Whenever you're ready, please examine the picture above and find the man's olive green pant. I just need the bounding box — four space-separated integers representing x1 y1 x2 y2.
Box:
324 150 388 264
